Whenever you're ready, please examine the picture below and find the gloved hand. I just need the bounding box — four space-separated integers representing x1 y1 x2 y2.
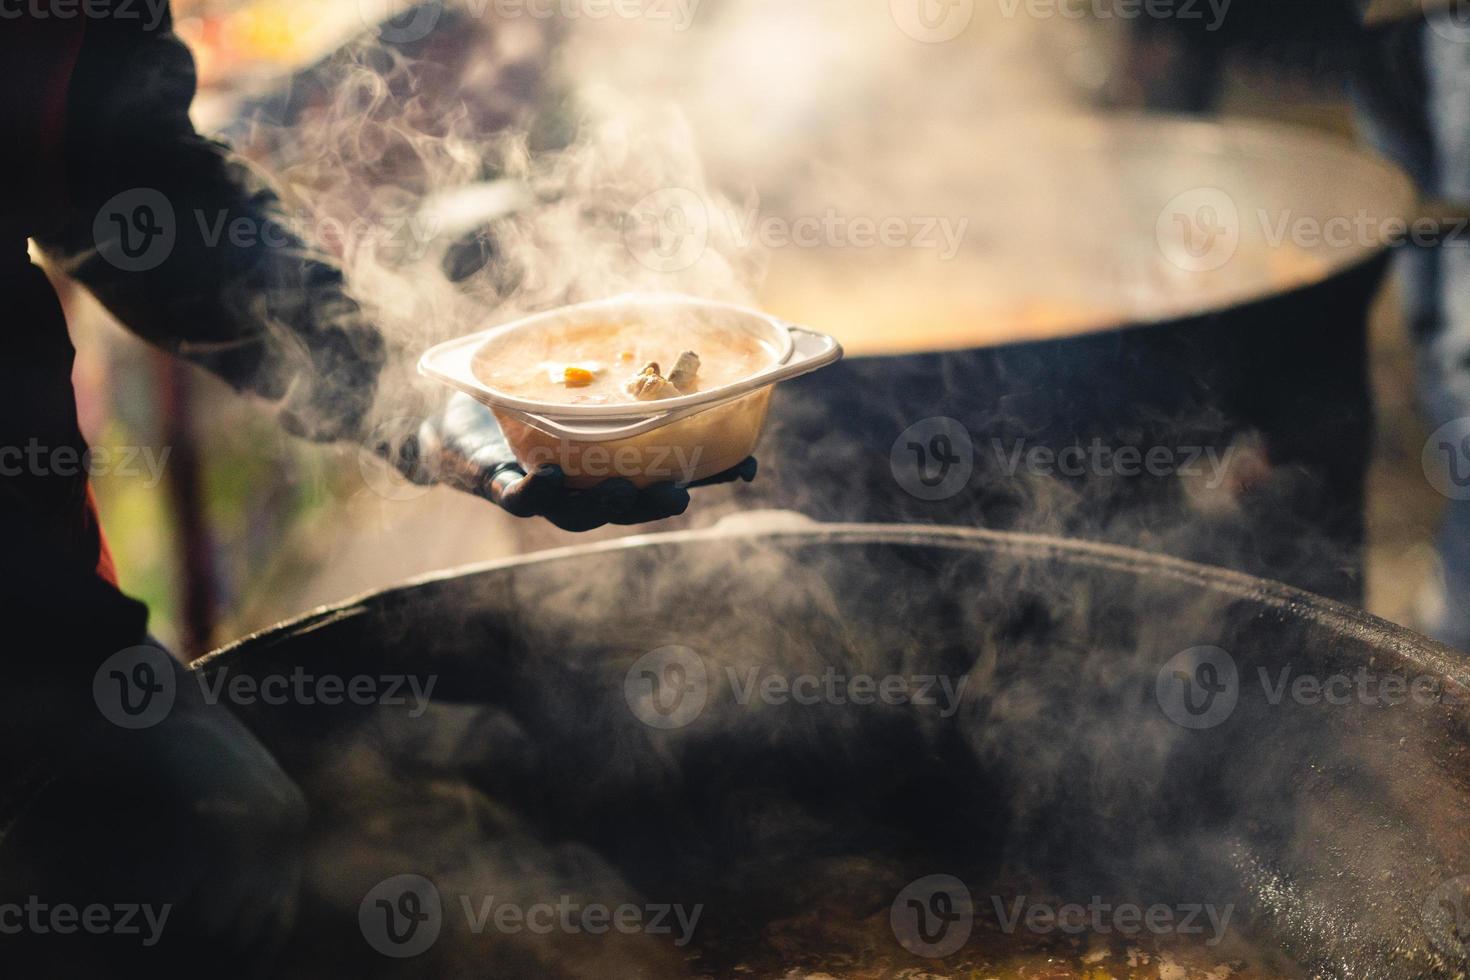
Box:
368 392 759 532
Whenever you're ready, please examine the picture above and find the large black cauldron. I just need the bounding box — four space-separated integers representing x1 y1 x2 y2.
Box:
754 116 1416 603
196 521 1470 978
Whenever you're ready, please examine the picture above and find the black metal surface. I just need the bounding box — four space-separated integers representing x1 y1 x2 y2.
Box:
756 253 1390 603
199 523 1470 978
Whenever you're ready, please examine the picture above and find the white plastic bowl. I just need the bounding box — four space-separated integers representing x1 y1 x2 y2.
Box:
419 293 843 488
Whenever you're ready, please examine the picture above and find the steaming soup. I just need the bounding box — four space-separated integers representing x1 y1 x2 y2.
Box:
473 318 778 406
692 875 1301 980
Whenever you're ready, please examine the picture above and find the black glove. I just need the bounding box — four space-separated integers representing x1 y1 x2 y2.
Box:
368 392 758 533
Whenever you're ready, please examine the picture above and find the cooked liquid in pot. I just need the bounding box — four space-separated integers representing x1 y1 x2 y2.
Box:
474 318 777 406
688 877 1299 980
690 928 1293 979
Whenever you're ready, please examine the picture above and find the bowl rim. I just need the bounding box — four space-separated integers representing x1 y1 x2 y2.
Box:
420 293 841 424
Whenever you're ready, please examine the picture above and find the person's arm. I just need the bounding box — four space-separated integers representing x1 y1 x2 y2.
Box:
36 7 755 529
34 7 384 443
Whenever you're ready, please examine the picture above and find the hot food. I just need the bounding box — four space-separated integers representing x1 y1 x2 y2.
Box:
474 317 772 406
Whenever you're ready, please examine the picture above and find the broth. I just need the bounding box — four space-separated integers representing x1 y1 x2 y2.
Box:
473 317 778 406
688 881 1301 980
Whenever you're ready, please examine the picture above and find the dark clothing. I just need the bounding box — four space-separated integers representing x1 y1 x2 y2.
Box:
1 5 387 614
0 6 386 821
32 8 387 442
2 18 100 586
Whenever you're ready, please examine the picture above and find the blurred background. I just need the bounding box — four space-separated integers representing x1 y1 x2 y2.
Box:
52 0 1456 655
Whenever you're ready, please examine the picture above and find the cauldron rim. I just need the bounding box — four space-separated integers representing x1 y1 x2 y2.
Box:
196 521 1464 692
197 521 1470 977
775 111 1418 353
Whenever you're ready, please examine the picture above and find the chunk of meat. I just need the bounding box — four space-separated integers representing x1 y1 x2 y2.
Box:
625 362 680 401
668 351 701 392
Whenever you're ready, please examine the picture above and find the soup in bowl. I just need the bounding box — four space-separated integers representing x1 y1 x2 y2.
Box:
419 294 842 488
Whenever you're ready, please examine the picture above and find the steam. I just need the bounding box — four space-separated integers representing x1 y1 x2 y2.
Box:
228 0 1111 423
187 6 1469 977
203 522 1470 977
233 4 790 432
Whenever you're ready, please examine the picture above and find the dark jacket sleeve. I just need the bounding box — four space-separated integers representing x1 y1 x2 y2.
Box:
33 7 386 442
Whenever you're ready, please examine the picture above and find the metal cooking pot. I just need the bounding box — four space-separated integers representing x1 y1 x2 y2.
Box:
197 520 1470 978
756 115 1417 603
